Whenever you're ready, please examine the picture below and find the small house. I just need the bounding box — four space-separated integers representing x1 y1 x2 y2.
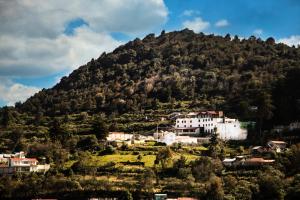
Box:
267 140 287 153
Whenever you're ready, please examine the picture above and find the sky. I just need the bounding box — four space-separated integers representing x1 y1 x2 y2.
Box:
0 0 300 107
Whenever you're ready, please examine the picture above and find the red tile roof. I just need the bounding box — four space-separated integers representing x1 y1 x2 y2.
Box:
10 158 38 162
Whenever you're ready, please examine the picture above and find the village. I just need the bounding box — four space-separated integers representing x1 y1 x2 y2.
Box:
0 110 291 176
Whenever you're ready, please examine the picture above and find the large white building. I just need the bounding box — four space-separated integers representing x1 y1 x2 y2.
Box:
174 111 247 140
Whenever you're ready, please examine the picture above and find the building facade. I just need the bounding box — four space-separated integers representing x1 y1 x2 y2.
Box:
0 152 50 174
174 111 247 140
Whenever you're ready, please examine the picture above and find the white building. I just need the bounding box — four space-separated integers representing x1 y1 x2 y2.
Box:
0 154 50 174
106 132 134 142
154 131 203 145
154 131 176 145
174 111 247 140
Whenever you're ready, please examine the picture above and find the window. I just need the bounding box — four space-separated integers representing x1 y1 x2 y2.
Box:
190 125 192 127
177 125 179 128
177 121 179 123
184 125 186 127
190 120 192 123
198 119 200 122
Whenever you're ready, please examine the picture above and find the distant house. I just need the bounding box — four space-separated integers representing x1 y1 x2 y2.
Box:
0 152 50 174
107 132 134 142
251 146 265 154
154 194 198 200
154 194 167 200
223 156 274 167
154 131 176 145
174 111 247 140
267 140 287 153
223 158 236 167
154 131 205 145
243 157 275 166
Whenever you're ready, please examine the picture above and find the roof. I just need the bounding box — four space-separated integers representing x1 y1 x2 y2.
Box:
108 132 125 134
10 158 38 162
252 146 263 150
245 157 275 163
198 111 218 115
269 140 286 144
223 158 236 162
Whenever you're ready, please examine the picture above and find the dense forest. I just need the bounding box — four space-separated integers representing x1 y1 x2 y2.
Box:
14 29 300 126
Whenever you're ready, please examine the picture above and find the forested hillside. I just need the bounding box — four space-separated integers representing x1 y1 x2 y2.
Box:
17 29 300 125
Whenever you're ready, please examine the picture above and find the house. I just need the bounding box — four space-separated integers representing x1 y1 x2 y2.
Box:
0 152 50 174
175 136 198 144
243 157 275 166
106 132 134 142
154 194 198 200
154 131 176 145
223 156 274 167
223 158 236 167
154 131 203 145
267 140 287 152
174 111 247 140
154 194 167 200
251 146 265 154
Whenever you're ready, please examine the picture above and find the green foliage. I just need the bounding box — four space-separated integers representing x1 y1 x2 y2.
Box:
91 116 108 140
15 30 300 121
0 106 14 127
155 146 173 169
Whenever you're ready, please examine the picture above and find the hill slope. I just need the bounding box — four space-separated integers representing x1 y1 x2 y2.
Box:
19 29 300 120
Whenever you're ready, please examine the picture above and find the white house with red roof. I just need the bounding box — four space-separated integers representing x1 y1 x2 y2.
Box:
0 152 50 174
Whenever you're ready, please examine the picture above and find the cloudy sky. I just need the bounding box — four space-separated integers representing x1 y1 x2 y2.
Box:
0 0 300 106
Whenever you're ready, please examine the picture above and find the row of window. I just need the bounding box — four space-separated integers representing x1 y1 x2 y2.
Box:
177 123 215 128
177 118 214 123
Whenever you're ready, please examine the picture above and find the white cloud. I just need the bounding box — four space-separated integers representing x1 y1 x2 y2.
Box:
182 10 200 17
0 78 40 106
278 35 300 47
182 17 210 33
253 29 263 35
0 27 122 77
0 0 168 105
0 0 168 39
215 19 229 27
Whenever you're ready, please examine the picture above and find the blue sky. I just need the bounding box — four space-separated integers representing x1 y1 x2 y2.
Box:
0 0 300 107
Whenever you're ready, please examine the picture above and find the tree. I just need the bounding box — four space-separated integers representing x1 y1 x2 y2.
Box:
208 127 220 158
192 157 214 182
1 106 13 127
206 176 224 200
155 147 173 169
76 135 99 151
257 168 285 200
256 91 274 138
266 37 275 45
92 116 109 140
138 168 156 193
48 118 69 142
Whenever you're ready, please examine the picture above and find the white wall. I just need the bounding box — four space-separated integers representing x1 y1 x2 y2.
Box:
175 115 247 140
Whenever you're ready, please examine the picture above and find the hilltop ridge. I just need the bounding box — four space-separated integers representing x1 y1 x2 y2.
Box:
18 29 300 122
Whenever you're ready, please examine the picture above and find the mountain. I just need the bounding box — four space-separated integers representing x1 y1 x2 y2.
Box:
18 29 300 122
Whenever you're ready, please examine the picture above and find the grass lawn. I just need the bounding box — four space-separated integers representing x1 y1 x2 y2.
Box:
89 154 156 167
